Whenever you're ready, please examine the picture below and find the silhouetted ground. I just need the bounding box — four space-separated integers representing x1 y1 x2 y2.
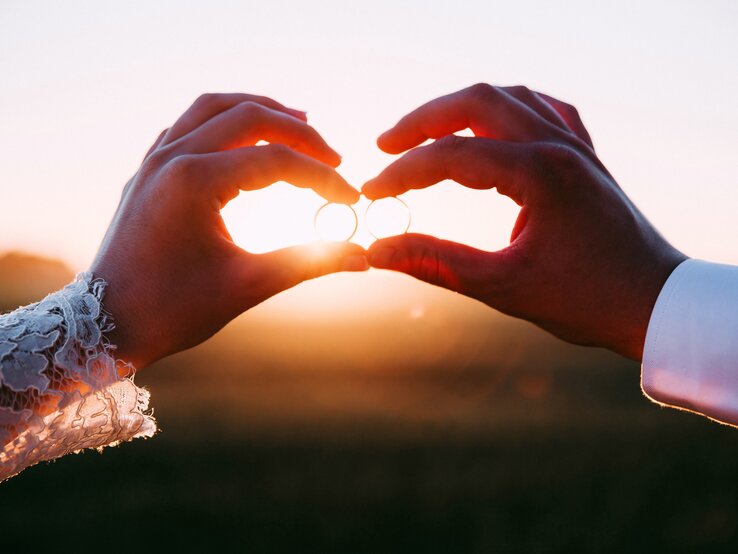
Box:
1 252 737 552
0 251 73 311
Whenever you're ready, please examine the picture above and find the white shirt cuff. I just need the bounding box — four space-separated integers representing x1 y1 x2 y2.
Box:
642 258 738 425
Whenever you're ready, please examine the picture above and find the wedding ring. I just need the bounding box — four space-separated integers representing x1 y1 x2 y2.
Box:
365 196 411 239
314 202 358 242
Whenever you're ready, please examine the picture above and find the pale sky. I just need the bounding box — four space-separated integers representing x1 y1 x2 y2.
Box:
1 0 737 273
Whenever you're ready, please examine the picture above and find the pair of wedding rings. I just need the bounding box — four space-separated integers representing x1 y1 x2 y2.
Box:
314 197 411 241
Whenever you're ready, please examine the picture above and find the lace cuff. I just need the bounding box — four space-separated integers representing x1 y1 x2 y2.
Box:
0 272 156 481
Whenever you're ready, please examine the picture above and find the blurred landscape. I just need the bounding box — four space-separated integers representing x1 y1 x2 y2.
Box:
2 251 738 553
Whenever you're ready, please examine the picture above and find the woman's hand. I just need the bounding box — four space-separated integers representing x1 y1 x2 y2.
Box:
91 93 367 369
363 84 686 361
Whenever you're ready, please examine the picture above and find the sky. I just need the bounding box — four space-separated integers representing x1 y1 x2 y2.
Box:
0 0 737 307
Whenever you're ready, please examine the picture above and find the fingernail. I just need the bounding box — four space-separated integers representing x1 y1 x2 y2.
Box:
341 254 370 272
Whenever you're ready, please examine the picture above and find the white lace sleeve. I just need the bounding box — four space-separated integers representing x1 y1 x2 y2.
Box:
0 272 156 481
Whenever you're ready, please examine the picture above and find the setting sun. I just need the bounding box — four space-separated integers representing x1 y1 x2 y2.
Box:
220 183 326 253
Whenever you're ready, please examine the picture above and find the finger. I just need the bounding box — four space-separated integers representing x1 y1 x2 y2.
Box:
376 83 563 154
502 86 569 132
537 93 594 148
363 136 535 205
367 233 510 296
255 241 369 294
172 101 341 166
163 93 307 145
177 144 359 205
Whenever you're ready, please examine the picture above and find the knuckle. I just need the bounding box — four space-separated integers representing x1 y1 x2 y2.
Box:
506 84 532 98
536 142 582 168
252 94 279 110
531 143 586 192
430 135 468 180
263 142 291 159
468 82 493 96
143 146 171 170
562 102 579 117
434 133 466 152
162 154 202 185
192 92 220 110
467 82 499 103
416 247 442 285
390 241 443 287
236 100 264 121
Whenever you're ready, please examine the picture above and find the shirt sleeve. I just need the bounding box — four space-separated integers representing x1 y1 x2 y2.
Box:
642 258 738 426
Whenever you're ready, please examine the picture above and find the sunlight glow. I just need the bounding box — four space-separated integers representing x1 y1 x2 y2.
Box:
220 183 324 253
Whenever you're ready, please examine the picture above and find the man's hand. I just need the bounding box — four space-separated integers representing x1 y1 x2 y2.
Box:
92 93 367 369
363 84 686 361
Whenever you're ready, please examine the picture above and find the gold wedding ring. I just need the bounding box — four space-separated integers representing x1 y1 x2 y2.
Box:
313 196 411 242
365 196 411 239
314 202 359 242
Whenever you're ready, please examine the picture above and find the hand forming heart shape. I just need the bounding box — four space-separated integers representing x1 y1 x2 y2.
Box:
90 84 685 370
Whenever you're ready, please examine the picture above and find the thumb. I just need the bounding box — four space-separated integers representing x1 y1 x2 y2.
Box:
367 233 506 295
257 241 369 294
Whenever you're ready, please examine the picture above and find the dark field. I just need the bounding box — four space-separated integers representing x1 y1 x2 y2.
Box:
1 253 738 552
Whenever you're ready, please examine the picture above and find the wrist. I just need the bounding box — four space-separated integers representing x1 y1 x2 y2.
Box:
89 263 154 369
616 250 688 361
